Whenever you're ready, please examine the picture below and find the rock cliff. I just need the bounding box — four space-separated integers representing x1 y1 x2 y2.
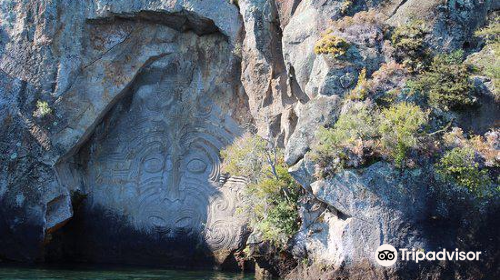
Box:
0 0 498 279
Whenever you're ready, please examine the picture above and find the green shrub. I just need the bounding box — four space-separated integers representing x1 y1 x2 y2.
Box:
247 165 300 245
391 20 431 71
473 18 500 100
347 68 369 100
443 127 499 168
475 17 500 43
314 33 350 57
340 0 353 15
311 102 429 172
33 100 52 118
436 147 492 196
220 133 267 179
311 102 378 176
379 102 428 167
221 133 300 248
411 51 474 110
334 10 383 31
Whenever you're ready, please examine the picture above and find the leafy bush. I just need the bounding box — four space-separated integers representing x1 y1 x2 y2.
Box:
311 102 428 173
473 18 499 100
334 10 383 31
372 61 407 81
436 147 492 196
411 51 474 110
443 127 499 168
391 20 431 71
370 61 409 105
340 0 353 15
220 132 267 178
247 165 300 245
314 33 350 57
475 17 500 43
221 133 300 247
347 68 369 100
378 102 428 167
33 100 52 118
311 102 379 176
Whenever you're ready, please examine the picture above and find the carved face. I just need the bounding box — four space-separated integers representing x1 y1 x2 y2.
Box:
88 80 228 236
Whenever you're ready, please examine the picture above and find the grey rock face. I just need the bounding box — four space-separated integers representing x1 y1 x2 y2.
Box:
57 28 248 264
0 0 247 265
282 0 342 101
290 157 500 280
290 161 433 278
1 0 498 276
387 0 495 51
292 161 427 258
284 95 340 165
0 69 73 261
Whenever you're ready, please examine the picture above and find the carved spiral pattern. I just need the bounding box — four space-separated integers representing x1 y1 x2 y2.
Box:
204 220 240 251
84 69 247 253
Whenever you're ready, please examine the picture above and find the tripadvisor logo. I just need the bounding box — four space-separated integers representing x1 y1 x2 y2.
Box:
375 244 482 267
375 244 398 267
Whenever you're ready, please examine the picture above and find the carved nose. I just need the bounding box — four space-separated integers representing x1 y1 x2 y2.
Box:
161 158 181 202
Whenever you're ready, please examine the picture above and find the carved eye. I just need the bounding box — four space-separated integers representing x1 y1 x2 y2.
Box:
186 159 207 173
143 156 164 173
175 217 193 228
149 216 167 228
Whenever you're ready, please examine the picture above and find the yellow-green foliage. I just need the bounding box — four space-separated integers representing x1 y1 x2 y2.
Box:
391 20 430 71
311 103 378 176
220 133 300 248
247 164 300 246
443 127 499 168
220 132 267 179
334 10 382 31
33 100 52 118
319 102 377 148
340 0 353 15
412 51 474 110
436 147 492 196
348 68 369 100
473 18 500 100
379 102 428 167
314 33 350 57
475 17 500 42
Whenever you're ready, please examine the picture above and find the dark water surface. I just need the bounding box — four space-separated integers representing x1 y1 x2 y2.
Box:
0 265 255 280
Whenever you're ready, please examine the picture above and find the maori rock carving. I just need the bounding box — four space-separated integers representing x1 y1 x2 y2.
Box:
84 63 247 255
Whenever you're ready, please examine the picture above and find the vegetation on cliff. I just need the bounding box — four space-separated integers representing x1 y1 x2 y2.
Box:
410 51 475 110
378 102 428 167
314 33 350 57
311 102 378 177
436 147 492 196
33 100 52 118
471 17 499 100
391 20 431 72
221 133 301 247
308 11 498 197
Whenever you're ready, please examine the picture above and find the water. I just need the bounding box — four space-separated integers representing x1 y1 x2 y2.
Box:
0 265 255 280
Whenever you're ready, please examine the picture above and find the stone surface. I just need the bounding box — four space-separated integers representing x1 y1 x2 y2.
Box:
387 0 495 51
289 159 500 279
285 95 340 165
281 0 342 100
0 0 248 265
57 28 249 264
0 0 499 278
291 162 430 267
239 0 302 145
